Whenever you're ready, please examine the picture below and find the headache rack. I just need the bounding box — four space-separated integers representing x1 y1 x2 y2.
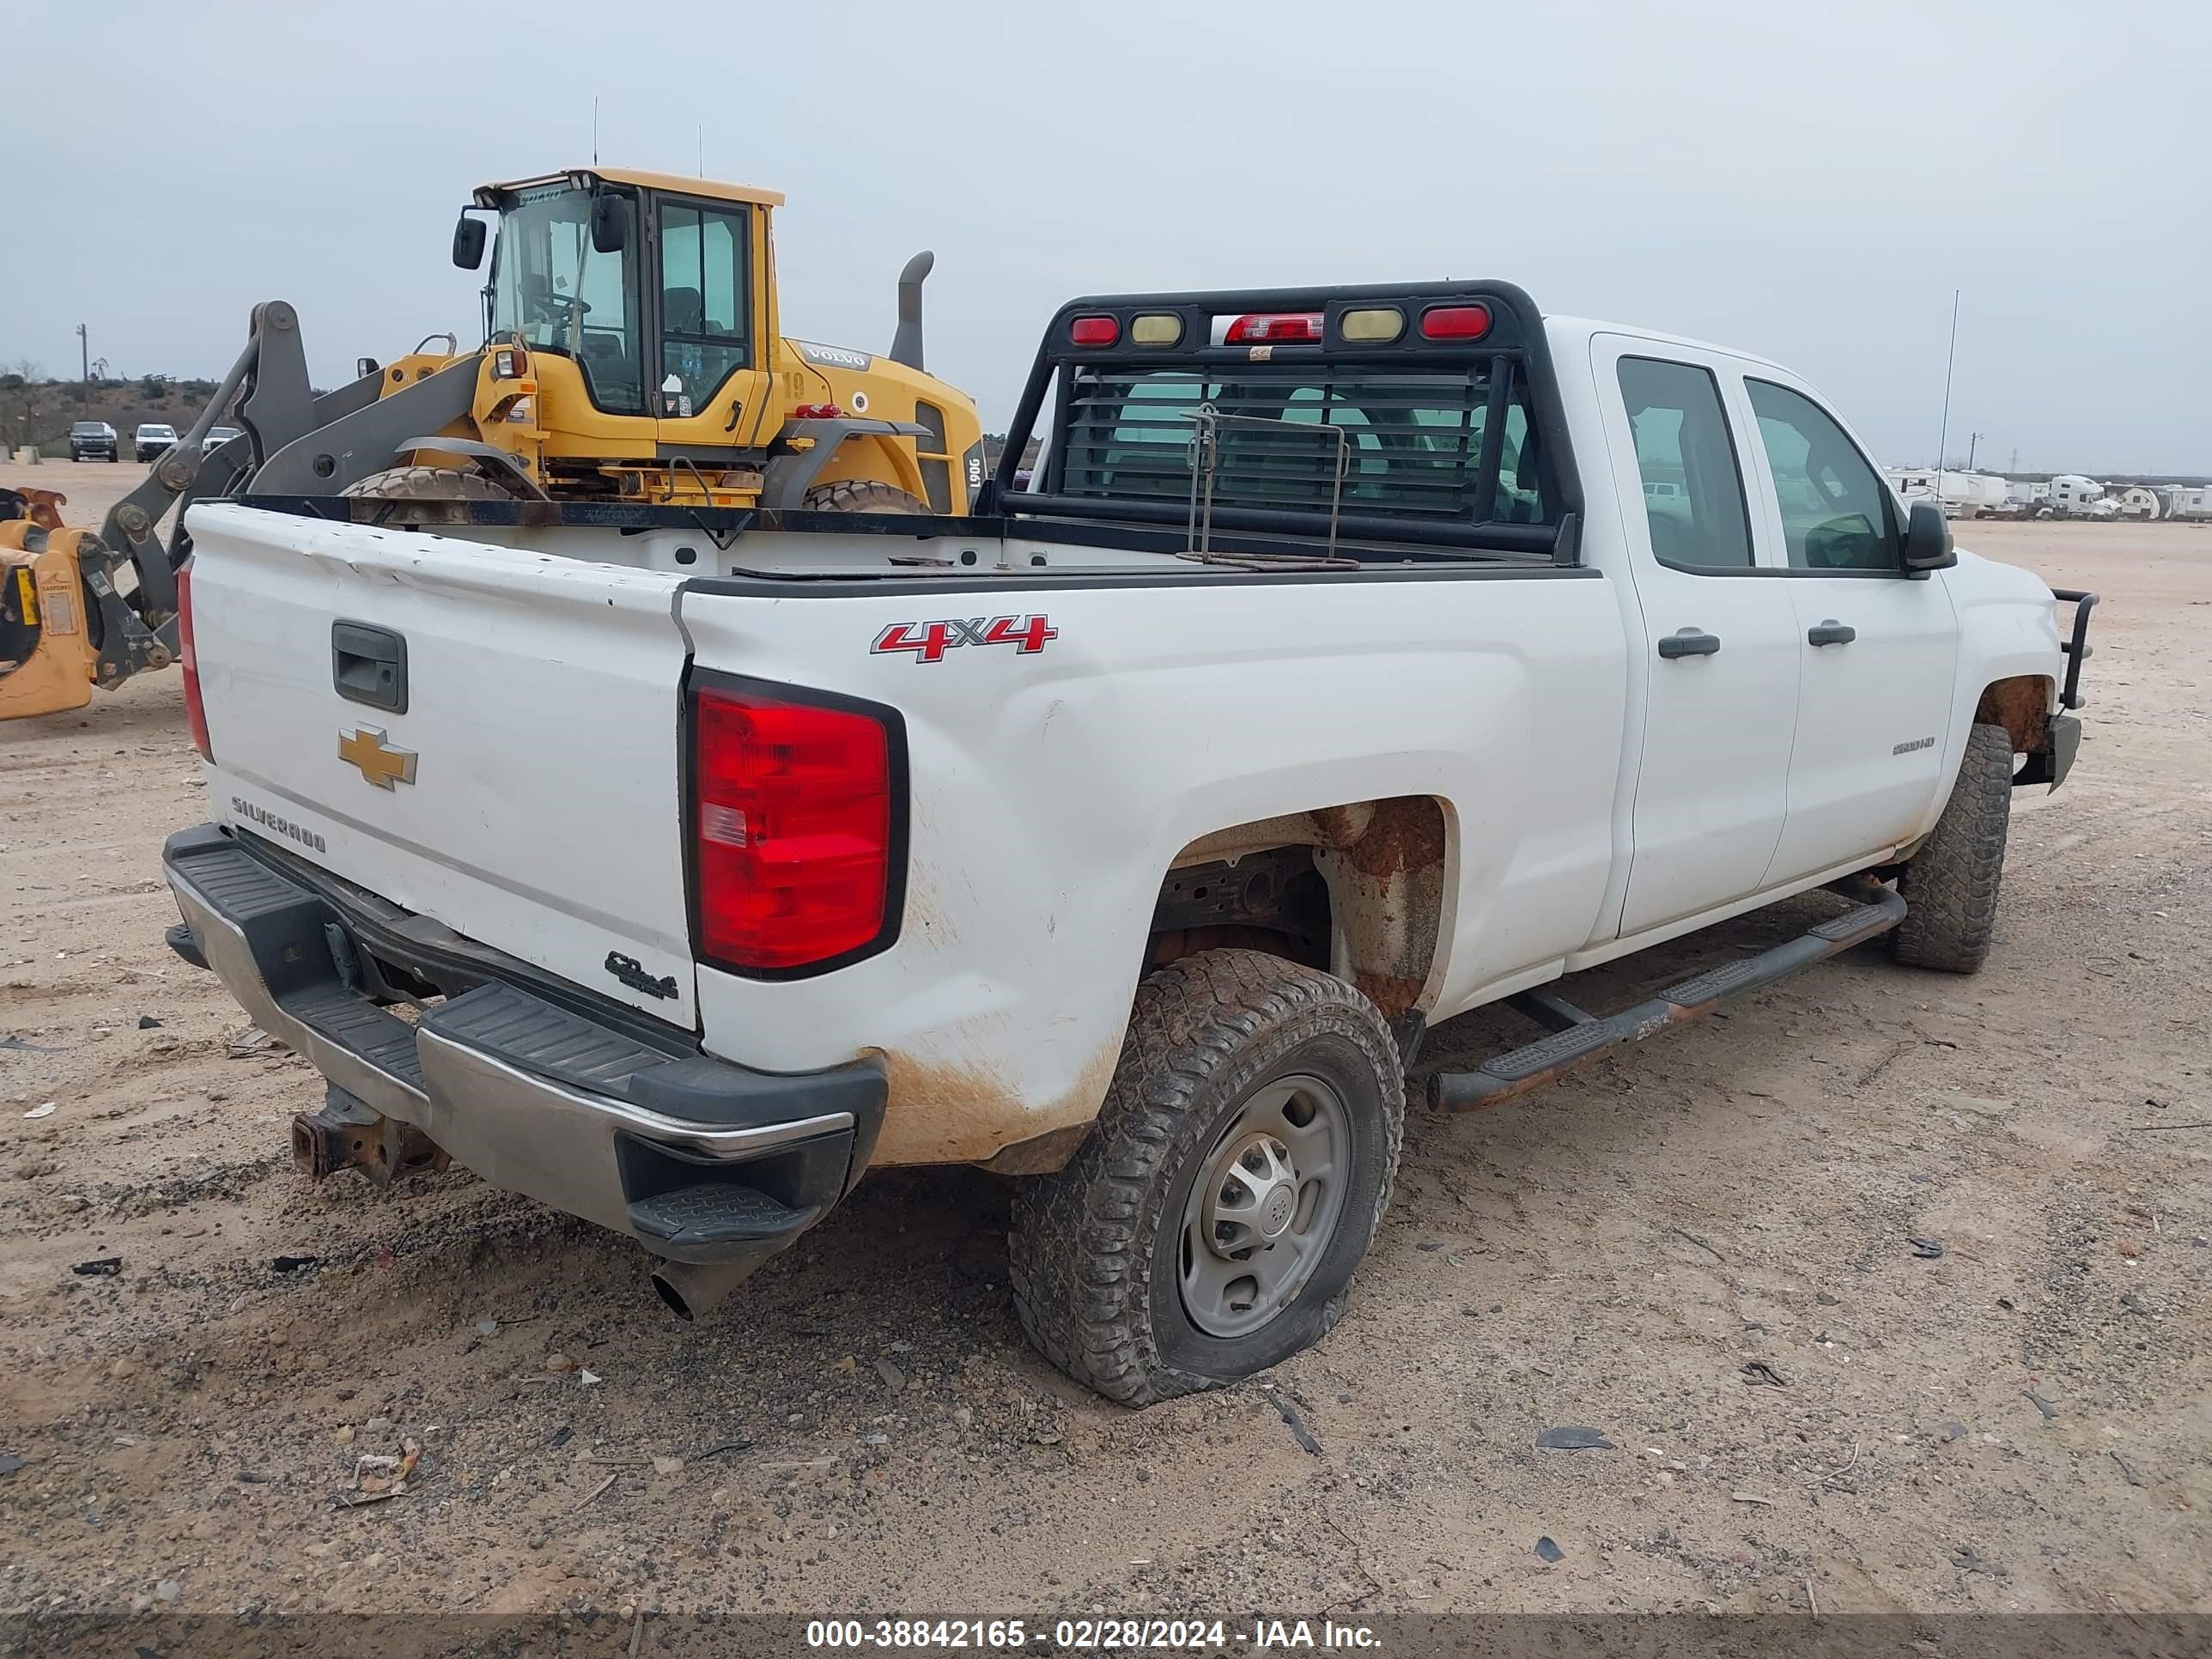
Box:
986 280 1583 567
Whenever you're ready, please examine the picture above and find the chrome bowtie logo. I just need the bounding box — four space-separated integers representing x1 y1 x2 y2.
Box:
338 726 418 790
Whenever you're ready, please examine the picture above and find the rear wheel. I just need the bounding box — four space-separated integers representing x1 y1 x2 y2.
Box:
1009 950 1405 1406
1891 721 2013 973
800 479 927 514
339 466 517 501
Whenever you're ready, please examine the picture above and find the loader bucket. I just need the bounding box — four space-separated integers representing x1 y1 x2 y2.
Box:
0 523 100 720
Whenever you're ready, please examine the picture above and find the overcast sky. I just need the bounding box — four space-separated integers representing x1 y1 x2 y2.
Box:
9 0 2208 473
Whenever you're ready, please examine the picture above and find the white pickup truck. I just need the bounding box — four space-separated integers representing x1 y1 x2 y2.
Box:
163 282 2094 1405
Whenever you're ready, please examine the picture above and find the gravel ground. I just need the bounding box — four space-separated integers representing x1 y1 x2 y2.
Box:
3 487 2207 1622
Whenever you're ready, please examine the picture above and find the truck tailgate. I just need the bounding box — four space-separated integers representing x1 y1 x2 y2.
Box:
181 505 700 1024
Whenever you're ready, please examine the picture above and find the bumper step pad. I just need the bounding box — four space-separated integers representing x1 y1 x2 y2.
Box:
1427 877 1906 1112
628 1183 821 1250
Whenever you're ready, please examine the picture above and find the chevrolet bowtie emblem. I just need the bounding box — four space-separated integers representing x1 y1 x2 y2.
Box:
338 726 418 790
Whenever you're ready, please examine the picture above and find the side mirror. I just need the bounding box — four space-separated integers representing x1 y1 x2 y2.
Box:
1901 499 1956 572
591 193 628 254
451 213 487 270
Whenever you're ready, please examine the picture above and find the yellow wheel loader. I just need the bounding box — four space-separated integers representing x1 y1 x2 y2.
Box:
1 166 985 722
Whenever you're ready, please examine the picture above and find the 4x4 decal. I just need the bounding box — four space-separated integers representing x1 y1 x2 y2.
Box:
872 614 1057 664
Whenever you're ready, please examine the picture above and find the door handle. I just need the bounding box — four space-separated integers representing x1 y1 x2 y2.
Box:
1657 629 1722 659
1807 620 1856 647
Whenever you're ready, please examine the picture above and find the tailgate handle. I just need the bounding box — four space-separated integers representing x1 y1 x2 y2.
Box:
331 620 409 714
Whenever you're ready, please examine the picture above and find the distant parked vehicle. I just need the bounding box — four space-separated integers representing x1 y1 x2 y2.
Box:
135 423 180 463
202 426 245 453
70 421 119 463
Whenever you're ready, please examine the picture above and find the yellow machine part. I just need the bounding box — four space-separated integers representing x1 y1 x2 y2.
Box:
780 344 987 513
386 346 981 513
373 184 982 512
0 523 99 720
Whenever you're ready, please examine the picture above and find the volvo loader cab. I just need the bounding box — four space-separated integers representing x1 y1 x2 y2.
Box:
396 167 983 514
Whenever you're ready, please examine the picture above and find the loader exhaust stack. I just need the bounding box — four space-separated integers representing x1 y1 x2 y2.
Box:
889 250 933 370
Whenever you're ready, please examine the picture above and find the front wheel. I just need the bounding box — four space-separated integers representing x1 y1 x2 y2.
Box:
1010 950 1405 1406
1891 721 2013 973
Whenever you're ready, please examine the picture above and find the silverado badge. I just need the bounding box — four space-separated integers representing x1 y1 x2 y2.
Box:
338 726 418 790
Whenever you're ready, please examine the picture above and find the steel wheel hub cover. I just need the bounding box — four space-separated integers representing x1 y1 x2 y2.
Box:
1177 1073 1352 1340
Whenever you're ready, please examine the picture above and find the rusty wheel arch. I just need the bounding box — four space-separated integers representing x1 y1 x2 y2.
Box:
1973 674 2055 754
1156 796 1449 1023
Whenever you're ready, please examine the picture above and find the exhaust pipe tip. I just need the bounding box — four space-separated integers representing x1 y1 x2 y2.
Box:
649 1256 764 1323
649 1268 696 1322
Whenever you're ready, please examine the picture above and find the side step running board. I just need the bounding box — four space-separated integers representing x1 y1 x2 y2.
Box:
1427 876 1906 1112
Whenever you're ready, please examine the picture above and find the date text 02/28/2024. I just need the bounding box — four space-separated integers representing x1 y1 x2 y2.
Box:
804 1618 1382 1650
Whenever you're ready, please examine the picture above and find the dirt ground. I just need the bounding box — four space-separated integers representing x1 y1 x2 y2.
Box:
3 471 2208 1623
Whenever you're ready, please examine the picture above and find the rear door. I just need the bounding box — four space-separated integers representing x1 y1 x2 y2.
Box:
1595 339 1802 936
1736 377 1960 878
182 503 701 1024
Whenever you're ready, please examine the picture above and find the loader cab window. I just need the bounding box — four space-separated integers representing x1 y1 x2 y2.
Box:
489 185 644 416
657 200 751 416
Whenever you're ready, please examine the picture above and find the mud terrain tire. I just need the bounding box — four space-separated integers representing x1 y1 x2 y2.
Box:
1010 950 1404 1406
1891 721 2013 973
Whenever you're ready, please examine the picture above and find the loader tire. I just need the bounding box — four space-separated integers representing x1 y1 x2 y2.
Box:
800 479 927 514
1009 950 1404 1407
1891 721 2013 974
340 466 516 501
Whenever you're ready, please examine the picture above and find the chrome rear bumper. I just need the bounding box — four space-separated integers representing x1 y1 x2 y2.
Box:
163 824 883 1265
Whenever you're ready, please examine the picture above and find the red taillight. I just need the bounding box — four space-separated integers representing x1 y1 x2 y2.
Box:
691 684 897 973
1068 315 1120 347
1419 303 1492 341
175 561 211 762
1224 313 1323 344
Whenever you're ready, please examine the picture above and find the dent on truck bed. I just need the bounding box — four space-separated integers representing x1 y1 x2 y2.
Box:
869 798 1451 1176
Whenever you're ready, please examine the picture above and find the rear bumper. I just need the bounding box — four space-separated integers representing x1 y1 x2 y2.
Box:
162 824 883 1267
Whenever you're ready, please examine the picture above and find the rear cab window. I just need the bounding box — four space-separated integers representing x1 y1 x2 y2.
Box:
1057 362 1555 528
1615 357 1753 571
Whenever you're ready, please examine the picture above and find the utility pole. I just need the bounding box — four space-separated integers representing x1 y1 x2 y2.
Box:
1966 431 1980 470
76 322 89 405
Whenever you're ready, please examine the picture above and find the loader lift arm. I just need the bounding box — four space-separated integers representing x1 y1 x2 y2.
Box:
82 301 480 690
